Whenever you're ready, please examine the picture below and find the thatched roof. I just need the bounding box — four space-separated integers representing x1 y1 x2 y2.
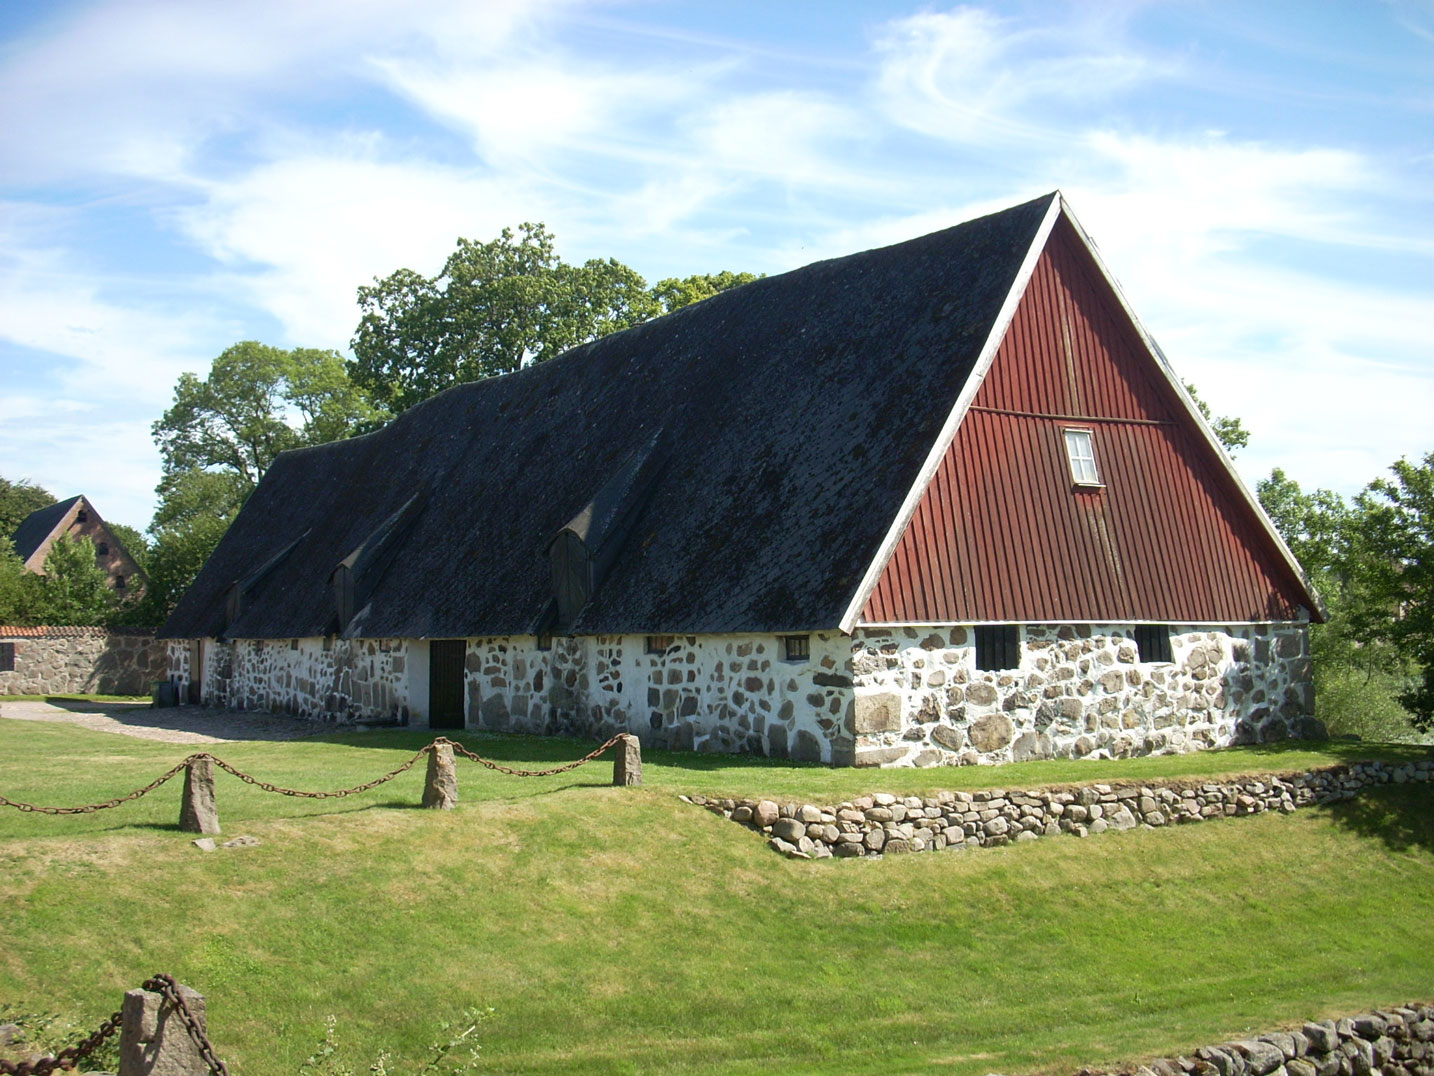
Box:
161 194 1054 640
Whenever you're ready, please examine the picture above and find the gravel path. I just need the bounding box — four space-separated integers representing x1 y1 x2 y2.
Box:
0 699 338 744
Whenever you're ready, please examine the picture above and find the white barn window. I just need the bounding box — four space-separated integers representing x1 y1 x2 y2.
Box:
1063 428 1101 487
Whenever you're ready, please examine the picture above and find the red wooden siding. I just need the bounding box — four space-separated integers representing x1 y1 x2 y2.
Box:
861 216 1313 625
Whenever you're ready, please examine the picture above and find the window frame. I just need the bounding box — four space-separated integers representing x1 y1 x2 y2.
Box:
645 635 674 655
781 634 810 663
0 642 14 673
1062 427 1103 488
974 625 1021 671
1131 624 1173 664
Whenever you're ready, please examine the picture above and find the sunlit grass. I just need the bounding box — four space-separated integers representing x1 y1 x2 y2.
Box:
1 719 1430 1076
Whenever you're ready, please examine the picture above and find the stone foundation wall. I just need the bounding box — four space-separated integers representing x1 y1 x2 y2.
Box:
850 622 1314 768
463 632 855 763
0 627 168 695
693 758 1432 859
168 620 1316 767
179 637 411 723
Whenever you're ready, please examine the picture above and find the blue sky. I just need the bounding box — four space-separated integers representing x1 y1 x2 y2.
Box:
1 0 1431 531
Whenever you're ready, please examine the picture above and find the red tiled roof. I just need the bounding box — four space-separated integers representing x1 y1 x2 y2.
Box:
0 625 157 638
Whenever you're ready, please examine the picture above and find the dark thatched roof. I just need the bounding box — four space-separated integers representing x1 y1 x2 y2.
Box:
161 194 1055 641
11 496 82 563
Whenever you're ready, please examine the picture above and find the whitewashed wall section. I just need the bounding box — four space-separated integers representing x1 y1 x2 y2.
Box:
179 637 412 723
461 632 856 764
849 623 1316 767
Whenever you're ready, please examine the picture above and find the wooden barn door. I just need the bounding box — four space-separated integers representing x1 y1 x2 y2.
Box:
428 640 467 729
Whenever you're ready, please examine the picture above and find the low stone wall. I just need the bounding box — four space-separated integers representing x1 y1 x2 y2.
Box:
689 759 1434 859
0 627 167 696
1107 1002 1434 1076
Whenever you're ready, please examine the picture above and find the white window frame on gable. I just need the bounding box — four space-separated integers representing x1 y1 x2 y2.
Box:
1062 428 1102 487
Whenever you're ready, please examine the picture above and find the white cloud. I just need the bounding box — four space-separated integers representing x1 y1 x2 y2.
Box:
873 6 1164 146
174 148 546 349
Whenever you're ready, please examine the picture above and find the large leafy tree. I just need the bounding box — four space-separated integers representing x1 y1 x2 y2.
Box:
154 341 385 491
145 343 382 620
351 224 757 412
1182 381 1250 456
1 475 55 540
1350 452 1434 728
29 534 114 625
652 271 762 315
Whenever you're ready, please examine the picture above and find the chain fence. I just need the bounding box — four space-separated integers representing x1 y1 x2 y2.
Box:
1 734 629 816
0 973 226 1076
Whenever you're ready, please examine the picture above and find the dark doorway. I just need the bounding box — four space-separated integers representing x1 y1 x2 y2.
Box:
429 639 467 729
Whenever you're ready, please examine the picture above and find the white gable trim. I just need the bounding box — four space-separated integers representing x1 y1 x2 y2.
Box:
838 192 1063 634
1054 196 1326 620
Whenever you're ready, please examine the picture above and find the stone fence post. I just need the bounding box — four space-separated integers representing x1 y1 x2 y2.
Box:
423 742 458 808
178 757 219 835
119 982 209 1076
613 734 642 786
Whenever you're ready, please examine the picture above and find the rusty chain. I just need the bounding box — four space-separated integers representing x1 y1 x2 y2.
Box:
0 975 229 1076
199 745 433 798
0 1007 120 1076
0 759 191 815
142 974 228 1076
1 733 628 815
437 733 626 777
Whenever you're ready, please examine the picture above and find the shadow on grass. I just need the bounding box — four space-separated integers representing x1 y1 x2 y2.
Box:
1320 782 1434 854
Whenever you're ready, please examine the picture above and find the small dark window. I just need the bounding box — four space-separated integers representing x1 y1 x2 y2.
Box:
76 510 88 523
0 642 14 673
535 633 552 652
96 542 109 555
290 638 299 650
1132 625 1173 663
322 636 333 652
646 635 673 655
975 625 1020 671
114 575 126 589
782 635 810 662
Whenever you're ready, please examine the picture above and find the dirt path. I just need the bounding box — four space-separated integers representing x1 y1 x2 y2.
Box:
0 699 337 744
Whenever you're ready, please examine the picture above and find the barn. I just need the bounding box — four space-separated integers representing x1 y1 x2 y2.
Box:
159 193 1323 767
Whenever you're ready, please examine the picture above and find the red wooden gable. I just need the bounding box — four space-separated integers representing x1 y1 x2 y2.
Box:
860 215 1314 625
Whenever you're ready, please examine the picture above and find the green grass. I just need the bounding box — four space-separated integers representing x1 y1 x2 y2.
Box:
1 718 1431 1076
1 693 150 703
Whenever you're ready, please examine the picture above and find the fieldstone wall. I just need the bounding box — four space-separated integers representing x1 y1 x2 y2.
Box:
850 622 1315 768
463 632 855 763
178 637 411 723
692 758 1433 859
167 621 1319 767
0 627 167 695
1104 1003 1434 1076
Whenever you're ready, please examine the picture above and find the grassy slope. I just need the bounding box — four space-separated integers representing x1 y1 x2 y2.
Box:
1 720 1431 1076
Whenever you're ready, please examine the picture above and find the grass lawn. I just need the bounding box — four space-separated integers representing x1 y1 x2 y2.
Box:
1 718 1431 1076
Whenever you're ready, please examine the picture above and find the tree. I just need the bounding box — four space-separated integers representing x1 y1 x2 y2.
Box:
145 343 380 622
29 534 114 625
351 224 657 412
351 224 759 413
0 475 55 539
153 341 384 492
1350 452 1434 729
1257 460 1433 740
107 522 150 572
0 542 31 624
651 271 761 315
1182 381 1250 455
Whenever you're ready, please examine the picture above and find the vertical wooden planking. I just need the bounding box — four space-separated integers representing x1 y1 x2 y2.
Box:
861 220 1311 626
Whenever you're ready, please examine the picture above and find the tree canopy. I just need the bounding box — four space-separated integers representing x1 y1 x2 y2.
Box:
0 476 54 540
1182 381 1250 456
350 223 759 413
153 341 385 491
